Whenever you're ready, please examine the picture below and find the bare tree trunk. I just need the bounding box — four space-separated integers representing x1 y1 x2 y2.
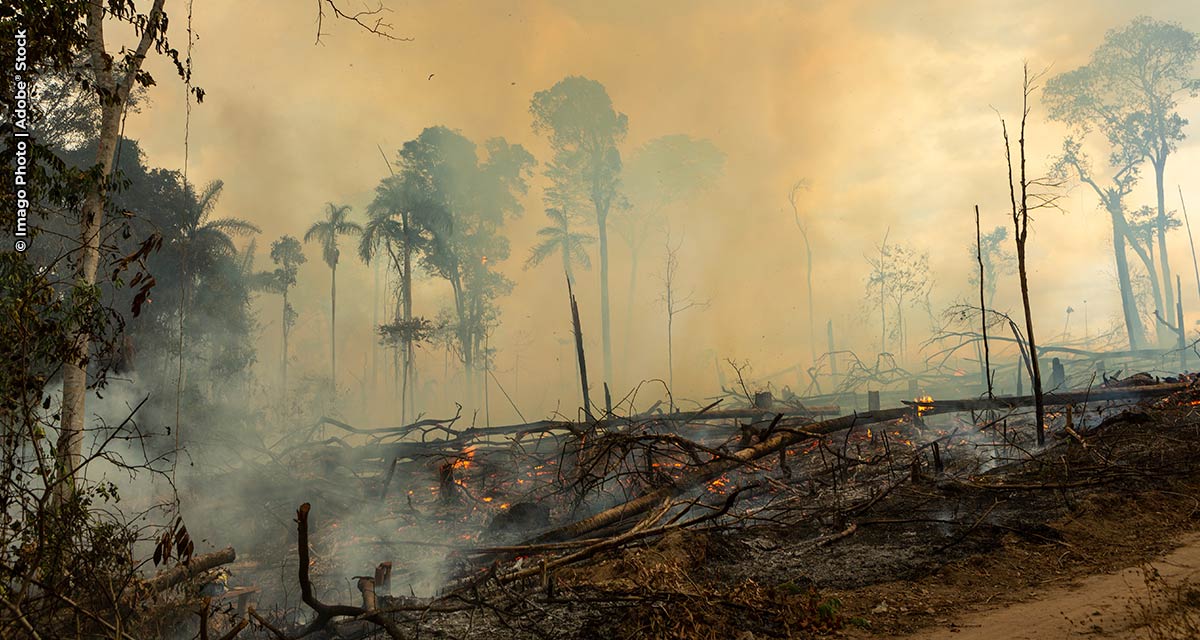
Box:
331 262 337 393
1110 211 1146 350
621 245 639 368
975 205 993 398
597 210 613 390
402 212 415 418
1002 65 1045 447
58 0 166 502
568 277 593 421
1179 186 1200 305
282 289 289 396
1155 154 1175 320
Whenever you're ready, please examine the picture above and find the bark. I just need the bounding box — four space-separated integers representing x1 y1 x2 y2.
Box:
58 0 166 502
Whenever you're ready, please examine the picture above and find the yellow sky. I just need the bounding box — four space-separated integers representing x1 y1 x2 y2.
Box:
119 0 1200 423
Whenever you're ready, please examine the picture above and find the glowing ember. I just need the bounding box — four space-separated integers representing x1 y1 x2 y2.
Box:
452 445 477 470
707 476 730 493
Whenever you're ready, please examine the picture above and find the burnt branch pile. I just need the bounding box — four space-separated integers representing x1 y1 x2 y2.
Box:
217 375 1200 639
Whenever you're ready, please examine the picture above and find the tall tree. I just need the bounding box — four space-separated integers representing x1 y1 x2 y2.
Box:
56 0 175 502
1043 17 1200 342
1051 138 1149 348
305 203 362 393
269 236 306 396
531 77 627 390
362 173 441 420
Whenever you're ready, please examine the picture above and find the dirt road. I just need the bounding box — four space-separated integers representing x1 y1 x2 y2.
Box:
908 533 1200 639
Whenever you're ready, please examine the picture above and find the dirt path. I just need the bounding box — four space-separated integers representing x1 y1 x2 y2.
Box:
907 533 1200 639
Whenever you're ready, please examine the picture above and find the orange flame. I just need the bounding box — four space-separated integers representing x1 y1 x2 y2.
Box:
452 445 477 470
915 395 934 417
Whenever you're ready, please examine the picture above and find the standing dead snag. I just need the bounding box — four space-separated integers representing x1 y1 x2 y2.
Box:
662 236 708 409
567 275 594 421
975 205 994 399
999 63 1060 447
294 503 404 639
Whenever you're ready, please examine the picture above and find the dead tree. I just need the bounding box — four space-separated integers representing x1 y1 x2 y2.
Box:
998 63 1060 446
975 205 994 399
662 236 708 409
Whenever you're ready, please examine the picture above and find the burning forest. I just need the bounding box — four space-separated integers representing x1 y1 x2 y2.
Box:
8 2 1200 640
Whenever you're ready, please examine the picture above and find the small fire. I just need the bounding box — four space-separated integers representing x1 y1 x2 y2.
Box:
915 395 934 417
452 445 477 470
482 496 494 503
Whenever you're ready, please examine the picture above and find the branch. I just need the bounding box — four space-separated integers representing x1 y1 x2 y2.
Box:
315 0 414 44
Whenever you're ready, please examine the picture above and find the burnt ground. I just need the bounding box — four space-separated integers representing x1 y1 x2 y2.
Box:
190 388 1200 640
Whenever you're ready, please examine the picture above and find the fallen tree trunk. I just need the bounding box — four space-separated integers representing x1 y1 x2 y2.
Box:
904 383 1186 413
142 547 236 594
527 381 1190 544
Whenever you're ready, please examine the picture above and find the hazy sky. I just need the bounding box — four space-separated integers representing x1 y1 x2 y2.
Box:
117 0 1200 423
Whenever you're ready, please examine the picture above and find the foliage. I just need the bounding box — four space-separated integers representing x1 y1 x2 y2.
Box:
525 207 595 279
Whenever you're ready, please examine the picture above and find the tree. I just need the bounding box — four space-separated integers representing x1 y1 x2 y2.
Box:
54 0 181 503
1044 17 1200 341
361 172 441 420
269 236 306 395
617 134 724 367
1050 138 1149 348
1001 65 1061 447
531 76 627 390
866 239 932 362
305 203 362 393
397 127 534 404
788 179 816 365
661 237 707 409
525 207 595 284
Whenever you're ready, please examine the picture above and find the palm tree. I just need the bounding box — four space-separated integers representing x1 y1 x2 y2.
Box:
305 203 362 393
525 207 595 284
268 236 305 396
360 175 443 421
173 179 260 394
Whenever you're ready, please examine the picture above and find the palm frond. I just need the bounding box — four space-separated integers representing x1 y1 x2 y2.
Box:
524 238 559 269
206 217 261 236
